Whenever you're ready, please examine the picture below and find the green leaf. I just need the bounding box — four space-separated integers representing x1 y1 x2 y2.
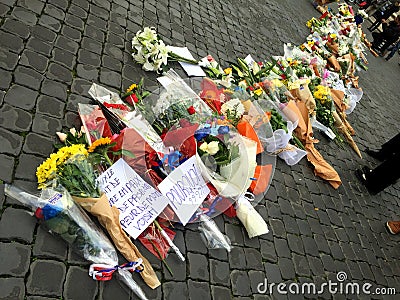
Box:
121 149 136 158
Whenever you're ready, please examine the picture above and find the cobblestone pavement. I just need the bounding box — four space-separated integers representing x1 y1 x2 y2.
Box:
1 0 400 299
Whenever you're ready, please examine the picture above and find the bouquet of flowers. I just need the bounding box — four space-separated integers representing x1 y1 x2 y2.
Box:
132 27 198 73
4 184 148 300
36 125 161 289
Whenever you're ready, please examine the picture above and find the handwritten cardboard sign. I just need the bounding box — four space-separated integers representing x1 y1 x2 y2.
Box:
97 158 169 239
157 156 210 225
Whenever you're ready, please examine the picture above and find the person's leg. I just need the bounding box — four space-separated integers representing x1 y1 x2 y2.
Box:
386 41 400 60
380 132 400 155
363 151 400 193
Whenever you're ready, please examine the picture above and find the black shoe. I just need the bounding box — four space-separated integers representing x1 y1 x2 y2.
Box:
355 166 370 184
365 148 385 161
355 166 379 195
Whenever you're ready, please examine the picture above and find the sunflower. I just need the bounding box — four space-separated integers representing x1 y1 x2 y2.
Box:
88 137 112 153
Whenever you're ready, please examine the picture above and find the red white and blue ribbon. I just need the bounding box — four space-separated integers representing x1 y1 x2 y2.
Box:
89 259 144 281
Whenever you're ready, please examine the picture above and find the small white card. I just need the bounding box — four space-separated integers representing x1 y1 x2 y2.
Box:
167 46 206 77
97 158 169 239
157 156 210 225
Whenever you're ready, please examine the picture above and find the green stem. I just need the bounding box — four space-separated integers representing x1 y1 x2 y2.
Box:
148 238 173 276
168 52 198 65
102 151 113 167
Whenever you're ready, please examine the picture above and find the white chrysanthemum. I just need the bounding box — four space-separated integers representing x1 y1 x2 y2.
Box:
221 98 245 118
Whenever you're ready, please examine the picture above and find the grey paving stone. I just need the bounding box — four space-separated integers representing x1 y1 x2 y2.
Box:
26 37 53 56
41 79 68 101
84 25 105 42
47 63 73 84
61 25 82 42
87 15 107 33
188 252 209 281
36 95 65 118
39 14 62 32
210 259 230 286
30 24 57 43
292 253 311 277
301 235 320 257
82 37 103 55
102 55 122 72
230 270 251 296
11 6 37 25
0 31 24 54
0 128 23 156
66 93 91 112
286 233 304 255
187 280 211 300
244 248 263 271
320 253 336 273
314 233 331 254
76 64 99 81
282 215 300 235
20 50 49 74
69 4 87 18
65 13 85 31
18 0 44 14
2 18 30 39
162 252 187 281
229 247 247 270
0 277 25 300
211 285 232 300
14 66 44 90
32 113 62 137
185 229 207 254
0 104 33 132
44 3 65 20
0 68 12 89
0 242 31 276
14 154 44 181
277 257 295 280
248 270 265 294
78 49 101 67
269 218 286 239
260 240 277 263
264 262 282 287
33 226 67 259
27 260 66 297
22 133 54 156
0 207 36 242
71 0 89 10
0 3 10 16
63 266 98 300
273 237 291 259
225 223 244 246
55 36 79 54
99 68 122 89
4 85 39 110
163 281 188 299
0 154 14 182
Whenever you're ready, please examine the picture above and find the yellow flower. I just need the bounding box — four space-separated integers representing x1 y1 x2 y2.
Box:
307 40 315 46
330 33 337 39
224 68 232 75
36 144 88 185
88 137 112 153
200 141 219 155
126 83 137 93
254 88 263 96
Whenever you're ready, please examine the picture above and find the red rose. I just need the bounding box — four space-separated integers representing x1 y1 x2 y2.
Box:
187 106 196 115
126 93 139 106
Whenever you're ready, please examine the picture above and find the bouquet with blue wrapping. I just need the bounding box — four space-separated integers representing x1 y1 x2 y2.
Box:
4 184 149 300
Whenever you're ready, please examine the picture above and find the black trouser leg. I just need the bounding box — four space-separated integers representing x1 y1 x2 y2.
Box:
380 132 400 156
365 151 400 193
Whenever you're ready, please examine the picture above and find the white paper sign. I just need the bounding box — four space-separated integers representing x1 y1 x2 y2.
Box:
97 158 169 239
166 46 206 77
157 156 210 225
